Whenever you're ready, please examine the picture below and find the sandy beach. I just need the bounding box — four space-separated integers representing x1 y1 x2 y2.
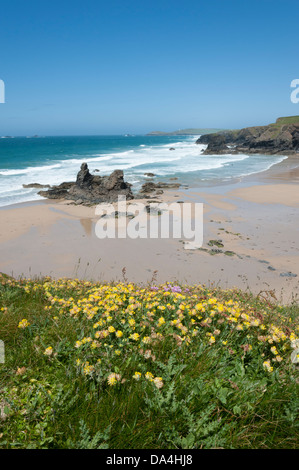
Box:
0 155 298 304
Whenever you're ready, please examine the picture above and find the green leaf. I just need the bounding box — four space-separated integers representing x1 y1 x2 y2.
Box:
233 405 241 415
236 362 245 377
218 387 229 405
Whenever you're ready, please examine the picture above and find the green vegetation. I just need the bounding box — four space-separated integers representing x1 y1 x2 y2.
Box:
271 116 299 127
267 116 299 138
207 239 224 248
146 128 227 136
0 273 298 449
202 115 299 140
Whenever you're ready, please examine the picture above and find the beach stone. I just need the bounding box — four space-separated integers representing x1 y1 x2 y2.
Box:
224 251 236 256
139 182 158 194
209 248 223 255
137 180 180 198
208 239 224 248
145 204 162 215
280 272 297 278
23 183 51 189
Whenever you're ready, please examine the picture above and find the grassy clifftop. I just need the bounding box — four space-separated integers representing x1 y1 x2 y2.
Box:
0 273 298 449
273 115 299 126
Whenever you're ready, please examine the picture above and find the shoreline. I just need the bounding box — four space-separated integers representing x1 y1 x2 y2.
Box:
0 155 298 304
0 154 299 211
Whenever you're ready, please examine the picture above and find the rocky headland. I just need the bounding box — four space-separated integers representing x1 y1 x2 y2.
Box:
197 116 299 155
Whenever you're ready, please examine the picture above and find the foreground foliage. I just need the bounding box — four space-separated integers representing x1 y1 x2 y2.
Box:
0 273 298 449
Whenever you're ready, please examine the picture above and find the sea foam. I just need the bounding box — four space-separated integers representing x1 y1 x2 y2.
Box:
0 135 288 207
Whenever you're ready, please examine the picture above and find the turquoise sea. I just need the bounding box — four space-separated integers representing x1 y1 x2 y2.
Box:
0 134 287 207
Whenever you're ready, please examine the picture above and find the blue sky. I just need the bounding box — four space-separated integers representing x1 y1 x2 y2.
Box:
0 0 298 135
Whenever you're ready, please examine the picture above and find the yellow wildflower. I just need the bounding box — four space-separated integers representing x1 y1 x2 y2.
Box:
83 362 94 375
270 346 278 355
18 319 30 329
107 373 121 386
44 347 53 356
133 372 142 381
263 360 273 373
130 333 140 341
145 372 154 381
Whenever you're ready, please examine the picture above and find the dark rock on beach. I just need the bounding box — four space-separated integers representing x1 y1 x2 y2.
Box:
280 271 297 278
37 163 134 204
38 182 76 200
207 239 224 248
136 180 182 198
23 183 51 189
139 182 159 194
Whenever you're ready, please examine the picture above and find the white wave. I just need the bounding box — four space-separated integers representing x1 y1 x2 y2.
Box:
62 155 114 165
0 163 62 176
0 135 289 207
103 150 135 157
237 155 288 178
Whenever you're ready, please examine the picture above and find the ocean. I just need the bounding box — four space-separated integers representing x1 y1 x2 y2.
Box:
0 134 287 207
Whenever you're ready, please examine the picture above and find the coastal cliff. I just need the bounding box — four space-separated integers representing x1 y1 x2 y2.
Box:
196 116 299 155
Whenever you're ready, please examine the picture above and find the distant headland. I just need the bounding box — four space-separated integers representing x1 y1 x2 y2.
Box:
146 128 226 136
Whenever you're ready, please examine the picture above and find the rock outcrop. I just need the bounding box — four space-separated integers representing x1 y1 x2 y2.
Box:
37 163 134 204
202 134 230 155
135 180 182 199
197 116 299 155
23 183 51 189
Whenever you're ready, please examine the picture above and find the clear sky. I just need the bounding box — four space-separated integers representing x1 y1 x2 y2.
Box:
0 0 298 135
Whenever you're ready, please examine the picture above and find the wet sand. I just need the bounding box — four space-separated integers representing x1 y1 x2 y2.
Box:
0 155 298 304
